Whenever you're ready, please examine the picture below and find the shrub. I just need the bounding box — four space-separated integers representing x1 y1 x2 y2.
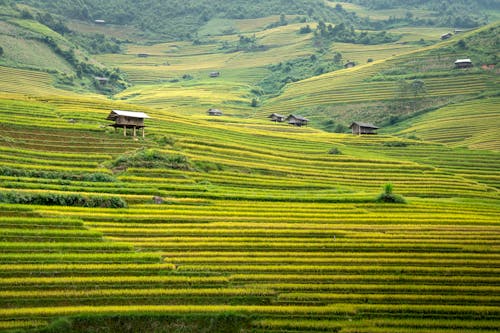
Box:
375 183 406 203
383 141 408 147
0 166 116 182
0 191 127 208
328 147 342 155
112 149 191 170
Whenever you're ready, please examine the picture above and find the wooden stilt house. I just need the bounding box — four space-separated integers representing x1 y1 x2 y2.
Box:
268 113 286 122
349 121 379 135
106 110 150 138
286 114 309 127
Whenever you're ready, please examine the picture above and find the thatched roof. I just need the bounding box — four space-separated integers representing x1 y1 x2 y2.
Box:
349 121 379 129
106 110 150 120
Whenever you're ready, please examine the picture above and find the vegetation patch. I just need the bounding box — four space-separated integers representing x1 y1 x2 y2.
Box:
0 191 127 208
31 313 250 333
375 183 406 203
112 149 191 170
0 166 116 182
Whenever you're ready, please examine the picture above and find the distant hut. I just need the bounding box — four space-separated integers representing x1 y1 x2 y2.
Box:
94 19 106 24
344 61 356 69
268 113 286 122
286 114 309 127
207 108 223 116
349 121 379 135
106 110 150 138
209 71 220 78
440 32 453 40
454 58 473 69
94 77 109 86
137 53 150 58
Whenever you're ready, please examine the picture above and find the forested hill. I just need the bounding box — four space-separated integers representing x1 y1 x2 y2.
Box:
13 0 354 39
343 0 499 27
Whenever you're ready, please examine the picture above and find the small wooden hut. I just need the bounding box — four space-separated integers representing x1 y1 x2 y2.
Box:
94 77 109 85
286 114 309 127
106 110 150 138
209 71 220 78
454 59 473 69
344 61 356 69
207 108 223 116
440 32 453 40
268 113 286 122
349 121 379 135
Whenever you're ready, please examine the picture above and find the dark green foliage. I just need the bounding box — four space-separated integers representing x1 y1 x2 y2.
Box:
36 12 70 34
250 97 259 107
112 149 191 170
71 33 122 54
383 141 409 147
344 0 495 28
328 147 342 154
315 21 400 45
0 45 3 56
299 24 312 34
41 36 126 89
31 313 250 333
376 183 406 203
17 0 356 40
0 166 116 182
0 191 127 208
259 55 343 95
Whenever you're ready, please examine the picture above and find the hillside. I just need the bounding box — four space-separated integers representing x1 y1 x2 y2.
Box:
0 1 499 332
0 83 499 332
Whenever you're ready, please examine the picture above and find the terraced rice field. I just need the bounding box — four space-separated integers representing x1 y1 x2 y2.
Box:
395 97 500 151
0 91 498 332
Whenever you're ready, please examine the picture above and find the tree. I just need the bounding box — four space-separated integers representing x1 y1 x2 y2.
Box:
410 79 426 98
333 52 342 63
0 46 3 57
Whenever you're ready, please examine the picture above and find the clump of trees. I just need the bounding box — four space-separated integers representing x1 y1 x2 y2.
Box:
314 21 400 45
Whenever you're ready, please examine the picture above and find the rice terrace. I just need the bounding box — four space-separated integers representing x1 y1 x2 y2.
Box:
0 0 499 332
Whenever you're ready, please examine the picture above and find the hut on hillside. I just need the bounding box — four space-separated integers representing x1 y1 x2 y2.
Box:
137 53 150 58
454 58 473 69
209 71 220 78
440 32 453 40
344 61 356 69
349 121 379 135
94 19 106 24
106 110 150 138
94 77 109 86
286 114 309 127
268 113 286 122
207 108 223 116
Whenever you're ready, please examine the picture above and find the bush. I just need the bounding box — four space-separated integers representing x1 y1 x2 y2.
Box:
375 183 406 203
383 141 408 147
0 166 116 182
328 147 342 155
112 149 191 170
0 191 127 208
